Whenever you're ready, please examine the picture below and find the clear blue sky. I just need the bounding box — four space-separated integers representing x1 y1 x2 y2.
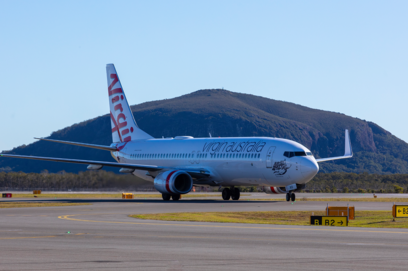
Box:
1 0 407 151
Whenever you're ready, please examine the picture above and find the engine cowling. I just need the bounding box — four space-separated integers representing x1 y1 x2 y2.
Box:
154 170 193 194
264 186 286 194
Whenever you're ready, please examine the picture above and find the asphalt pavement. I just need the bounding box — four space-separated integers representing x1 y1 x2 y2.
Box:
1 195 408 270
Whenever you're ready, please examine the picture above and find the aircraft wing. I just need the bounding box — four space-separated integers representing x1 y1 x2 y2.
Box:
0 154 163 171
0 154 212 178
316 129 353 163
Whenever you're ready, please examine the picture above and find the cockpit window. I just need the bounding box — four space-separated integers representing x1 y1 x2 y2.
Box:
306 152 312 156
284 151 308 158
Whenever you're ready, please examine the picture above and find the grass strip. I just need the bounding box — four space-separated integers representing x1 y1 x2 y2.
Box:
10 193 249 199
252 197 408 202
130 210 408 228
0 202 90 208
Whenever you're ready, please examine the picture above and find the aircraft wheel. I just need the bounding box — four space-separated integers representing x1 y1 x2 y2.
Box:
286 193 290 202
231 188 240 200
162 193 171 201
172 194 181 201
222 188 231 200
290 193 296 202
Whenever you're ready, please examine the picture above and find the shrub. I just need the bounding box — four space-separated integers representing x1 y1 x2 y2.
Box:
394 184 403 194
343 187 349 193
357 188 366 193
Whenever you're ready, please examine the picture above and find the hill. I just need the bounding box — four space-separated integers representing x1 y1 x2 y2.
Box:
1 89 407 174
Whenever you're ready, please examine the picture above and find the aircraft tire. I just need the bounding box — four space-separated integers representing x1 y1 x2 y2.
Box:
172 194 181 201
286 193 290 202
290 193 296 202
231 188 240 200
162 193 171 201
222 188 231 200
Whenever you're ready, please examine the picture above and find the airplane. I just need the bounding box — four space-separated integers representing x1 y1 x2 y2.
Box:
0 64 353 202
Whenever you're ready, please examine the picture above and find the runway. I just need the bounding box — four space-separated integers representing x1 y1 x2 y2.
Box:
1 197 408 270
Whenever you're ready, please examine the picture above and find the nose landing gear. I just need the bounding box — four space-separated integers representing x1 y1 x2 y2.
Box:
286 192 296 202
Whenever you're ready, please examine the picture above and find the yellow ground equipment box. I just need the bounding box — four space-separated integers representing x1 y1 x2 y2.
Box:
33 190 42 194
310 216 348 226
393 205 408 218
326 206 355 220
122 193 134 199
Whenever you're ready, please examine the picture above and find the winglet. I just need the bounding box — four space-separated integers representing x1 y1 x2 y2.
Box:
344 129 352 157
316 129 353 163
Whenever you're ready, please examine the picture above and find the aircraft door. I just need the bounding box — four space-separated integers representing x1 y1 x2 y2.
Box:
190 151 196 164
196 151 201 164
266 146 276 168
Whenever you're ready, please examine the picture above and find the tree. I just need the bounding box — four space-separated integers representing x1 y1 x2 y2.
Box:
394 184 404 194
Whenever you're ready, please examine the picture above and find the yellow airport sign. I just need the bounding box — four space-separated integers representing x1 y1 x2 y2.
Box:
310 216 348 227
393 205 408 218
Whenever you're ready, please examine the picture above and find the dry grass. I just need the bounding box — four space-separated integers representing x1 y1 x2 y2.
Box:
304 197 408 202
131 210 408 228
0 202 90 208
252 197 408 202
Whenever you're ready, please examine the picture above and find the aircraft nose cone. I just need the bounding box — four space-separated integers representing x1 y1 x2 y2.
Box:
301 159 319 181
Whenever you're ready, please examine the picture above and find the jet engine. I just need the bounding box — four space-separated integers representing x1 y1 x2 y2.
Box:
154 170 193 194
264 186 286 194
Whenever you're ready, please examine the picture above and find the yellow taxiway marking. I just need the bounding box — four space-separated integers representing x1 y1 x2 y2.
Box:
58 214 408 235
0 235 56 240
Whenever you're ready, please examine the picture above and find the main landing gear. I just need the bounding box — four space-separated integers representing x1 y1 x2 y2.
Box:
222 187 240 201
162 193 181 201
286 192 296 202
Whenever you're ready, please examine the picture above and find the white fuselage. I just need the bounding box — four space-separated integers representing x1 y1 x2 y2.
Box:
111 136 319 187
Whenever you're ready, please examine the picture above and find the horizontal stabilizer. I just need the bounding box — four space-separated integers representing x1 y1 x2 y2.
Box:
35 138 117 152
316 129 353 163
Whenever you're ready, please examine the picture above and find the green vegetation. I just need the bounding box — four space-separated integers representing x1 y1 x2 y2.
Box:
1 170 408 193
308 172 408 193
1 89 408 174
0 170 150 190
131 210 408 228
0 202 90 208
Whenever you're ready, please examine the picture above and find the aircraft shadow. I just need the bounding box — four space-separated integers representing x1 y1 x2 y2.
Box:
1 198 284 204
